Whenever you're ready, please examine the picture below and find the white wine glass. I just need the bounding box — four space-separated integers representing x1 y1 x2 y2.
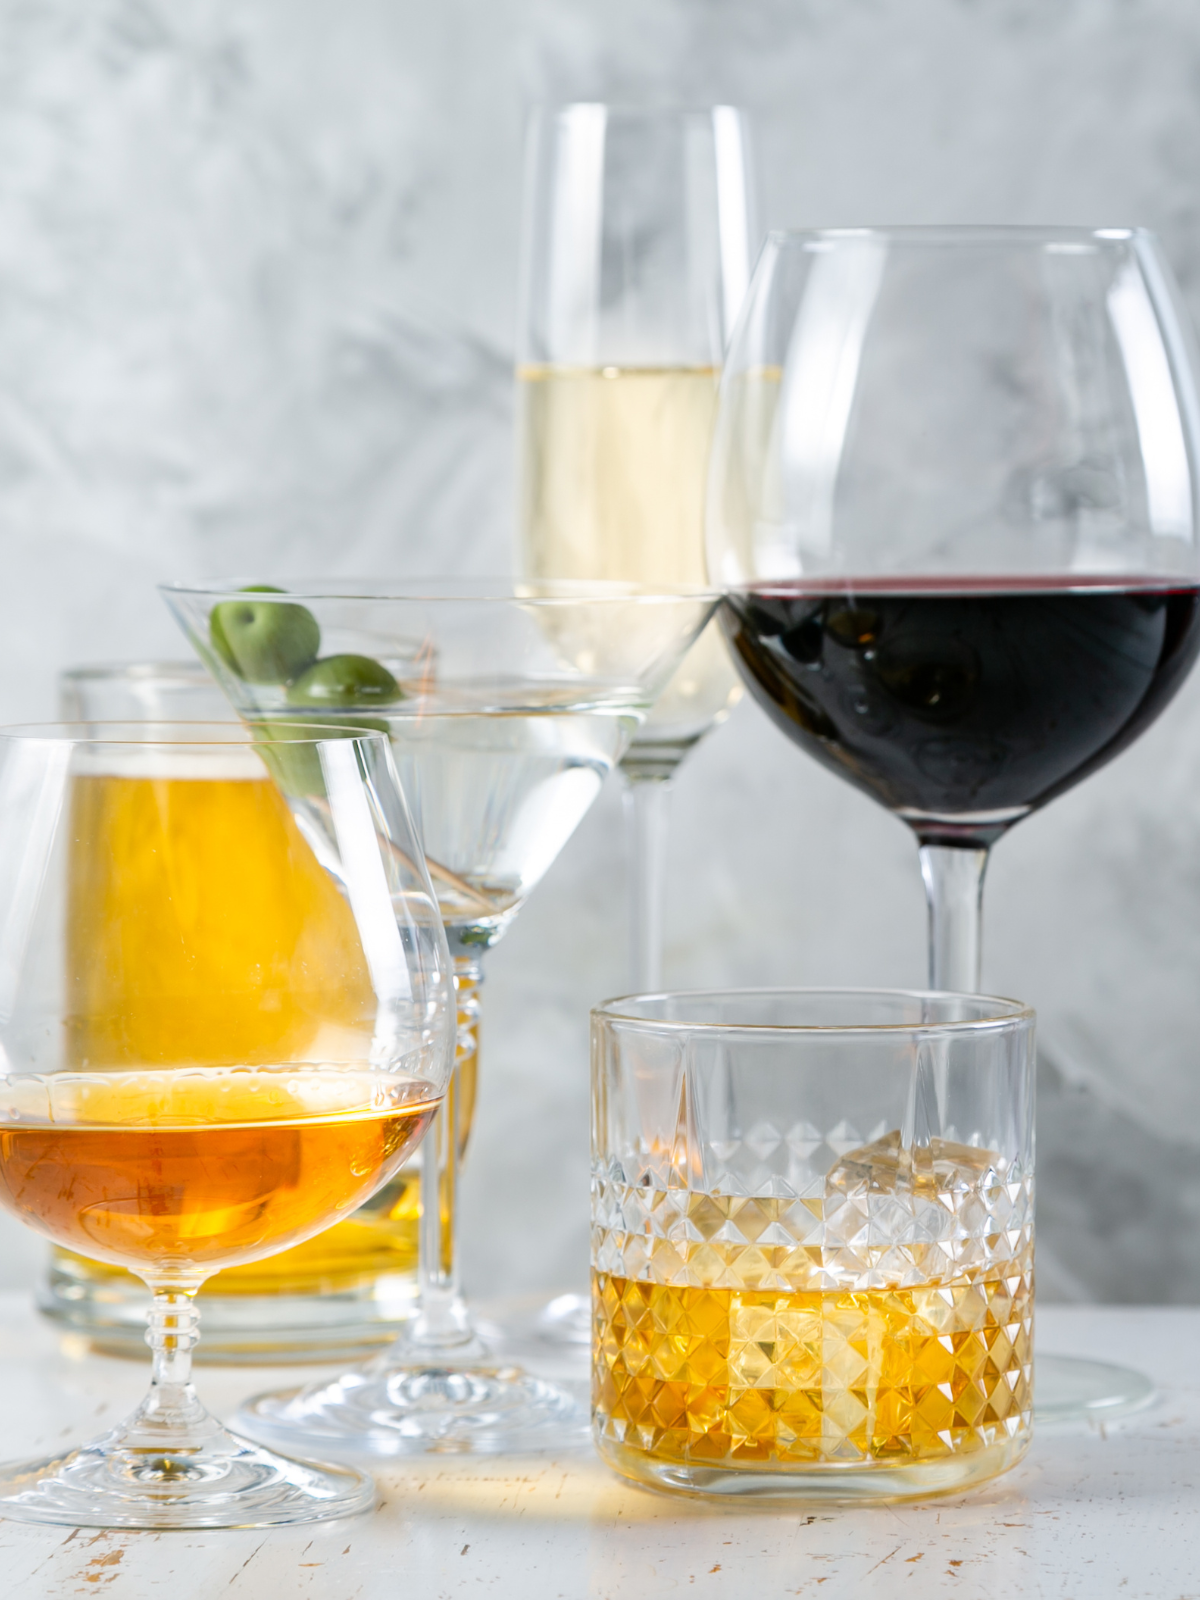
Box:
517 103 759 991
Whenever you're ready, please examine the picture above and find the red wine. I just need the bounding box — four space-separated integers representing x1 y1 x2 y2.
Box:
722 578 1200 845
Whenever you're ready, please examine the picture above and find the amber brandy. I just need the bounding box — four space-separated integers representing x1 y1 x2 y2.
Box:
1 1071 435 1282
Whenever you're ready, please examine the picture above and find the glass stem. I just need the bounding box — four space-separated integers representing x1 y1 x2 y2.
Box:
918 843 990 993
135 1288 208 1436
625 775 672 992
405 954 484 1354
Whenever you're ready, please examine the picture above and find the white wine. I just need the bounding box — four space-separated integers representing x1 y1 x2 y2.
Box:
517 366 741 763
519 366 717 582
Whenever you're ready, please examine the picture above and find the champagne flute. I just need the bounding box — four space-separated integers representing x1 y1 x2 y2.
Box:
517 103 759 991
707 226 1200 1421
0 722 453 1528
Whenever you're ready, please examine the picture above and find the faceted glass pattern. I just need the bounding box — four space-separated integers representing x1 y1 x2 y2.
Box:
590 992 1036 1496
593 1145 1033 1467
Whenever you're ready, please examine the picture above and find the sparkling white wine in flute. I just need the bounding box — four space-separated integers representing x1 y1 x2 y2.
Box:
517 103 759 989
519 368 734 745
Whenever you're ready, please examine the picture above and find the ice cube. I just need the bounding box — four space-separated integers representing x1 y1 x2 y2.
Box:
826 1128 1003 1197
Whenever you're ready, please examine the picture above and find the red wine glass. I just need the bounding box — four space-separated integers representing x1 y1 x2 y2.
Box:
707 226 1200 1421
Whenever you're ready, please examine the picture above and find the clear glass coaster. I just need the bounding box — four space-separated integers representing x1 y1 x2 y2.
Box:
1034 1354 1156 1425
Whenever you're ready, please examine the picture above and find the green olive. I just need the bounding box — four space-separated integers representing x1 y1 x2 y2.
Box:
248 723 325 799
286 654 402 708
249 711 391 799
209 587 321 684
248 719 364 799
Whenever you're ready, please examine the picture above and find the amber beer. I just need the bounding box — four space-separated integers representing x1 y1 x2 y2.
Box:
52 766 474 1320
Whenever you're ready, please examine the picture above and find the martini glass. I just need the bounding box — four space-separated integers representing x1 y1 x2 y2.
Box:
161 578 715 1454
707 226 1200 1422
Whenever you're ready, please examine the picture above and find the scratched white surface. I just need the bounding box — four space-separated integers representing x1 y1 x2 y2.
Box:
0 1294 1193 1599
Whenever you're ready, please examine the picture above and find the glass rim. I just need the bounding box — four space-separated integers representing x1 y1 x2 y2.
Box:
159 576 719 607
0 720 394 749
765 224 1151 251
59 660 216 684
721 574 1200 595
592 986 1034 1036
530 100 748 122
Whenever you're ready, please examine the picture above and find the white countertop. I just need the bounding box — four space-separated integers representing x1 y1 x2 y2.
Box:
0 1295 1195 1599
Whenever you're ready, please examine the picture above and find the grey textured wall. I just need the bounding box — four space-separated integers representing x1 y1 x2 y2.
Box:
1 0 1199 1303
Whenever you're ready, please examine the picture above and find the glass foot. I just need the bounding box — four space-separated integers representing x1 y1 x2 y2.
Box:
239 1358 589 1458
535 1292 591 1346
0 1412 373 1530
1034 1353 1155 1425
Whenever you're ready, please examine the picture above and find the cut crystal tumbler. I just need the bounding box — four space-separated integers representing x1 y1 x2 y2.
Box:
591 989 1035 1502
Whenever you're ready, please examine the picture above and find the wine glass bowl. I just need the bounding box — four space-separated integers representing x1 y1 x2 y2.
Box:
0 722 453 1528
708 227 1200 931
719 576 1200 850
4 1068 438 1279
710 227 1200 587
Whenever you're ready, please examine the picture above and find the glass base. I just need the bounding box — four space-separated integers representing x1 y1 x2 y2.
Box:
1034 1353 1155 1424
596 1430 1029 1503
239 1358 589 1458
0 1421 373 1530
536 1292 591 1346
